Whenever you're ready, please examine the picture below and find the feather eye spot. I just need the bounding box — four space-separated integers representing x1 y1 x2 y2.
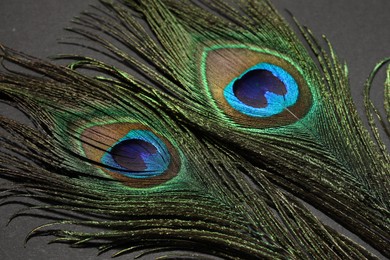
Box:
101 130 171 179
224 63 299 117
203 47 312 128
81 123 180 188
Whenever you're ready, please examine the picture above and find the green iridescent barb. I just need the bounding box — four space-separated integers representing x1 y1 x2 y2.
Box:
0 0 389 259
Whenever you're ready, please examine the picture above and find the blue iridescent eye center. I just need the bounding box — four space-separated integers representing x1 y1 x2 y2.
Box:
101 130 170 179
110 139 157 172
224 63 299 118
232 69 287 108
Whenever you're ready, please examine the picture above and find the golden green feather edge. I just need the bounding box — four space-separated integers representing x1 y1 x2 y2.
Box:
0 0 389 259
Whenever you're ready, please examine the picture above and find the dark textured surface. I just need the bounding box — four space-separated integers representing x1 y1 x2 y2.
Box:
0 1 388 259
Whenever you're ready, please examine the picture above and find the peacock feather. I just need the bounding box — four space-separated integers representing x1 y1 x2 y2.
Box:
0 0 389 259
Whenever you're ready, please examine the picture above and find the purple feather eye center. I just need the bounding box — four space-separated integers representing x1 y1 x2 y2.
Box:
232 69 287 108
110 139 157 171
101 130 171 179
